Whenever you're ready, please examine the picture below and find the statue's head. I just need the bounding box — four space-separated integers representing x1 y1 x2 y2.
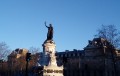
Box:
49 24 52 27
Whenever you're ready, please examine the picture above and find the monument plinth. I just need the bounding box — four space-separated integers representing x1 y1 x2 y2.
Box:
40 23 63 76
43 40 63 76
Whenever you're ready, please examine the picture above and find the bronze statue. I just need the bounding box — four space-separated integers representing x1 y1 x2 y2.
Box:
45 22 53 40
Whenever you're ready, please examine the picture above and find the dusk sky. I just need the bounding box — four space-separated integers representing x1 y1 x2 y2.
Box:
0 0 120 52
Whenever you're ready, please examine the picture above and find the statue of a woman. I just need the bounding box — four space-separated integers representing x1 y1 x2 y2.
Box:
45 23 53 40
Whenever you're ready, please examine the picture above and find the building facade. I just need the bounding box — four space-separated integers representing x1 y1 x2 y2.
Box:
56 38 120 76
5 38 120 76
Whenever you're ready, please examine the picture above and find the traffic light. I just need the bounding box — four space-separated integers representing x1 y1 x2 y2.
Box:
26 53 31 61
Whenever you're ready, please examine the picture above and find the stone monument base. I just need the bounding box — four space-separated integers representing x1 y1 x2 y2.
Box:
43 65 63 76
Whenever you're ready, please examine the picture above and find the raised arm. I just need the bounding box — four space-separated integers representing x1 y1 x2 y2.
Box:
45 21 48 28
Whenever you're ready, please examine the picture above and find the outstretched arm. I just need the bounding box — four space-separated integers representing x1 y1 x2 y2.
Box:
45 21 48 28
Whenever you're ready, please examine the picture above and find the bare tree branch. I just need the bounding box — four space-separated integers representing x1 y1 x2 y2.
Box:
0 42 11 60
95 25 120 49
29 47 40 54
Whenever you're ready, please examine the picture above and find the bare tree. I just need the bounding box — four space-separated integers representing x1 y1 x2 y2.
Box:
95 25 120 48
0 42 10 60
29 47 40 54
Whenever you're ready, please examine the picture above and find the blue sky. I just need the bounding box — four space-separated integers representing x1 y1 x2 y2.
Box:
0 0 120 52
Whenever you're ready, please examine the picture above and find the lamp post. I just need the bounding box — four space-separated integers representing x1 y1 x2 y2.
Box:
103 45 107 76
25 52 31 76
111 47 116 76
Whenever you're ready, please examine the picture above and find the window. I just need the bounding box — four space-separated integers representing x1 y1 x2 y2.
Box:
61 54 63 57
69 54 71 57
73 53 75 57
65 54 67 57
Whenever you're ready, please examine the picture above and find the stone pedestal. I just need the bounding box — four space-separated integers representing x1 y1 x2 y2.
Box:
42 40 63 76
